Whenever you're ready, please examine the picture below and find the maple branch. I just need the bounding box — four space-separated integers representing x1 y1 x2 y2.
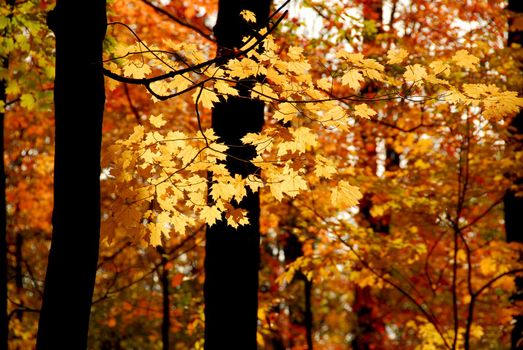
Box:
451 222 459 350
450 116 472 349
123 83 142 124
103 9 287 86
193 85 209 147
301 202 451 349
373 118 436 132
334 234 451 350
464 268 523 350
92 226 204 305
140 0 214 42
5 97 20 107
424 230 447 294
97 241 132 269
7 306 39 322
458 197 503 232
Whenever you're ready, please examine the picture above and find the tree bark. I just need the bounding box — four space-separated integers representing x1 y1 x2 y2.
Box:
158 247 171 350
0 1 15 347
36 1 106 349
506 1 523 349
204 1 270 349
0 51 8 350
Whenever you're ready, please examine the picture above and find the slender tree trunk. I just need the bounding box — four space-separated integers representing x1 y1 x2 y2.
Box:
0 53 8 350
353 2 395 348
506 1 523 349
14 233 23 320
158 247 171 350
204 1 270 349
282 230 314 349
0 1 15 347
304 277 313 350
36 1 106 349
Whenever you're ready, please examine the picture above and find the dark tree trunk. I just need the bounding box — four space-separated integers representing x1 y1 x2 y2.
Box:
282 231 314 350
0 50 8 350
0 1 15 347
304 277 313 350
36 1 106 349
158 247 171 350
14 233 23 320
506 1 523 349
204 1 270 349
353 2 391 349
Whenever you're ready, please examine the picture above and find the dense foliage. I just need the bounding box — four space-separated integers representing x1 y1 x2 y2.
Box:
1 0 522 349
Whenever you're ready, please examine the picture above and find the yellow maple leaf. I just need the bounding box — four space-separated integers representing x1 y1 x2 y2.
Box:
270 167 308 201
314 156 336 179
227 58 260 79
149 114 167 128
201 205 222 227
353 103 376 119
479 257 497 275
386 48 408 65
470 325 484 340
171 210 192 235
214 80 239 98
291 127 318 151
403 64 427 84
123 63 151 79
240 9 256 23
316 77 332 91
148 222 163 246
20 94 36 110
451 49 480 70
288 46 304 60
330 180 362 209
210 181 235 202
168 74 191 92
429 60 450 76
128 125 145 144
272 103 299 123
341 69 364 91
287 60 311 75
193 87 220 109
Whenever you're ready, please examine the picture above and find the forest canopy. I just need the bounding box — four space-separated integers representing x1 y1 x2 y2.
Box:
1 0 523 349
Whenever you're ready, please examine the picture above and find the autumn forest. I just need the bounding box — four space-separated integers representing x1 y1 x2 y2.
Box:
1 0 523 349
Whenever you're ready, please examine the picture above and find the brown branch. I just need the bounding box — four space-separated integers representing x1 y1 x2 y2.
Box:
123 83 142 124
103 7 288 86
141 0 214 42
458 197 503 232
335 233 451 350
464 268 523 350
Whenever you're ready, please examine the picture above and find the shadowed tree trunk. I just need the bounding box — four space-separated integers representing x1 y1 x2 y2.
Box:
353 1 399 348
0 43 8 350
506 1 523 349
157 247 171 350
204 1 270 349
36 1 106 349
281 229 314 350
0 1 16 348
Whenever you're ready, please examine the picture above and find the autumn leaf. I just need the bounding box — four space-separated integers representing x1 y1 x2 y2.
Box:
353 103 377 119
451 49 480 70
200 205 222 227
214 80 239 98
123 62 152 79
403 64 427 83
192 87 220 109
240 9 256 23
20 93 36 110
330 180 362 209
341 69 364 90
149 114 167 128
386 48 408 65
